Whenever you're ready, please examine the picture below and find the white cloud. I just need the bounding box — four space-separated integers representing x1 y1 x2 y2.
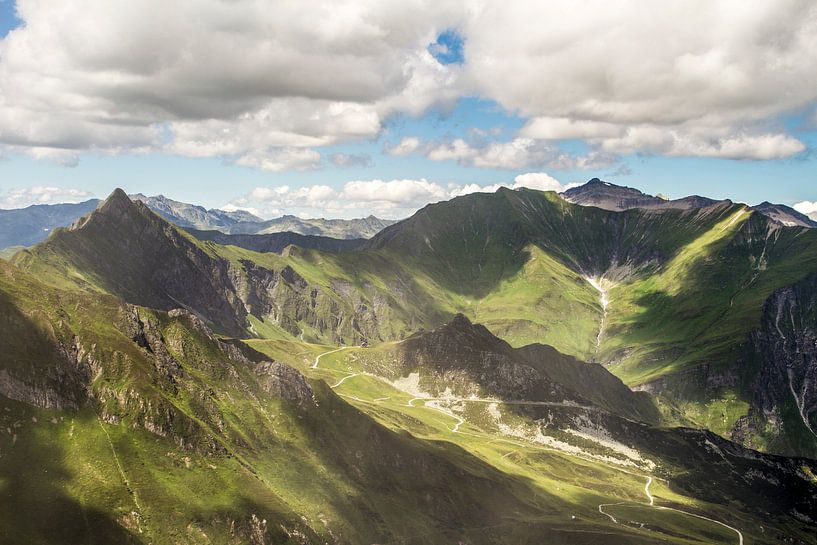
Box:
0 0 814 166
793 201 817 216
0 186 94 209
224 172 571 218
385 136 423 157
521 117 624 140
234 148 321 172
511 172 564 192
424 137 619 170
0 0 463 166
460 0 816 160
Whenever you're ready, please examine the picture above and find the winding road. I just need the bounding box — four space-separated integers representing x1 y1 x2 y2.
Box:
311 346 350 369
598 475 743 545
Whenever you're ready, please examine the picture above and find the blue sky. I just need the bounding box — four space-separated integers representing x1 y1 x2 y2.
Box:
1 1 816 218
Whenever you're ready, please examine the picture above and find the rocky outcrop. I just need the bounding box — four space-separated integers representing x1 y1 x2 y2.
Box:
737 273 817 455
0 330 98 411
255 361 314 406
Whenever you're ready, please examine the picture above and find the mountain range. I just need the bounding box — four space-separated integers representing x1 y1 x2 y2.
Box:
563 178 817 227
0 193 395 252
2 180 817 543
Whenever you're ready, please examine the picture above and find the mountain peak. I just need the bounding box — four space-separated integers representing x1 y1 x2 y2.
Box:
562 179 663 211
107 187 131 203
69 188 137 230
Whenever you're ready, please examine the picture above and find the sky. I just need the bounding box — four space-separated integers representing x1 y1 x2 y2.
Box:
0 0 816 220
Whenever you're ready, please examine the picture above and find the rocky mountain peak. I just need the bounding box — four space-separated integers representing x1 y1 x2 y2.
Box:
70 188 147 231
561 179 665 210
750 201 817 228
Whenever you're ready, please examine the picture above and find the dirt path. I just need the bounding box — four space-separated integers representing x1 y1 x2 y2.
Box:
598 475 743 544
330 373 359 388
311 346 350 369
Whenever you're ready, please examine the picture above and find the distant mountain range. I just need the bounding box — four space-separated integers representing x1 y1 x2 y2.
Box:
130 193 396 239
0 199 100 249
0 193 396 252
2 182 812 253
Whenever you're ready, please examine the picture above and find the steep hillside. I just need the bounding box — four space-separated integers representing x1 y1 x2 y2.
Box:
734 272 817 457
15 189 250 335
0 261 565 545
14 190 422 343
0 199 100 249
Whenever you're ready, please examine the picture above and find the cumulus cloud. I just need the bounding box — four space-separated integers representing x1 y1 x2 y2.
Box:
385 137 423 157
223 172 572 218
460 1 816 159
423 137 620 170
0 186 94 209
0 0 462 166
0 0 814 166
793 201 817 218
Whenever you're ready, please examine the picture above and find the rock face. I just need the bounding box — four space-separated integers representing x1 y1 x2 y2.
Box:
735 273 817 455
0 338 95 411
561 178 670 210
255 361 313 406
0 259 315 453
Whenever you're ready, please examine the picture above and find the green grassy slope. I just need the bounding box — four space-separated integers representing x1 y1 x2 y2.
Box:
0 261 645 544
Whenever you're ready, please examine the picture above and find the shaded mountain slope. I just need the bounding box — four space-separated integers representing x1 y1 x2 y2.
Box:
14 189 249 335
14 190 428 343
733 271 817 457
